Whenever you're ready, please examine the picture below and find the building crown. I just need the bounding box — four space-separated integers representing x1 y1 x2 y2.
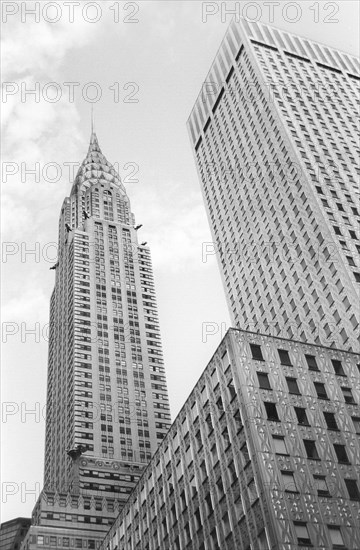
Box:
71 131 126 196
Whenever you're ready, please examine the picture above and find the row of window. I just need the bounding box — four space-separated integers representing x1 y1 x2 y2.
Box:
263 399 360 435
272 430 357 468
257 370 357 404
277 468 360 500
250 344 357 378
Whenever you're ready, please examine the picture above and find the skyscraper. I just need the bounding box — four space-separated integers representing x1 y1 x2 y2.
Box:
187 19 360 352
19 132 171 547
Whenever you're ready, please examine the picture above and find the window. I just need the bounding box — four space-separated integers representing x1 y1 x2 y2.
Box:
205 414 213 434
328 526 345 548
264 402 279 421
286 377 300 395
257 372 271 389
281 471 297 492
222 511 230 535
273 436 287 455
314 382 328 400
233 410 242 433
352 417 360 434
228 382 236 400
210 528 218 546
294 407 309 426
344 479 360 501
278 349 292 366
294 522 311 546
341 387 355 404
257 529 268 550
333 444 349 464
247 479 258 503
195 509 201 530
323 412 339 431
331 360 345 376
305 354 319 370
304 439 320 460
314 475 330 496
240 443 250 464
250 344 264 361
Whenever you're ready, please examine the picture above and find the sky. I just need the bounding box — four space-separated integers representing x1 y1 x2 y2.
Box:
1 0 359 522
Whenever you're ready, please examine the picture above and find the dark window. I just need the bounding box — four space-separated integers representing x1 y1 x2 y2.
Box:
331 359 345 376
250 344 264 361
286 377 300 395
210 528 218 546
352 417 360 434
323 412 339 430
341 387 355 404
314 382 328 400
205 414 213 434
278 349 292 366
305 354 319 371
314 475 330 496
257 372 271 390
344 479 360 501
264 402 279 421
233 410 242 433
205 493 213 515
333 444 349 464
228 382 236 400
294 407 310 426
240 443 250 464
294 522 311 546
304 439 320 460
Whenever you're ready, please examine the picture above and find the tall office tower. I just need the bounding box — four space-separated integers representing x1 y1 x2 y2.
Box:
100 329 360 550
187 19 360 352
19 133 171 548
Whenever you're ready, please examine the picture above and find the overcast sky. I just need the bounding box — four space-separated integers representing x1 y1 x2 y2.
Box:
1 0 359 522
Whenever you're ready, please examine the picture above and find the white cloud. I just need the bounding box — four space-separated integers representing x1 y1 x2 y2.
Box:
1 15 101 241
2 14 96 78
130 183 216 272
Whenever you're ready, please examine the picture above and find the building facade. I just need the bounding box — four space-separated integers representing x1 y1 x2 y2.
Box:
187 19 360 352
0 518 31 550
100 329 360 550
19 133 171 548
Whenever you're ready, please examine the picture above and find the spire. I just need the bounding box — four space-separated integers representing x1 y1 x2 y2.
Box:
88 131 101 154
87 105 101 154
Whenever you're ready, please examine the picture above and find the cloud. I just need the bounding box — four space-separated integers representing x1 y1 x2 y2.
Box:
1 14 101 242
130 182 216 272
2 12 97 78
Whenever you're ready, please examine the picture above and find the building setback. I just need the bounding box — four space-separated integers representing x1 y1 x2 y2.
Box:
100 329 360 550
19 133 171 548
0 518 31 550
187 19 360 352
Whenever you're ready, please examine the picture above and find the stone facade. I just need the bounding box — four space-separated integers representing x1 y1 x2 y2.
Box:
100 329 360 550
